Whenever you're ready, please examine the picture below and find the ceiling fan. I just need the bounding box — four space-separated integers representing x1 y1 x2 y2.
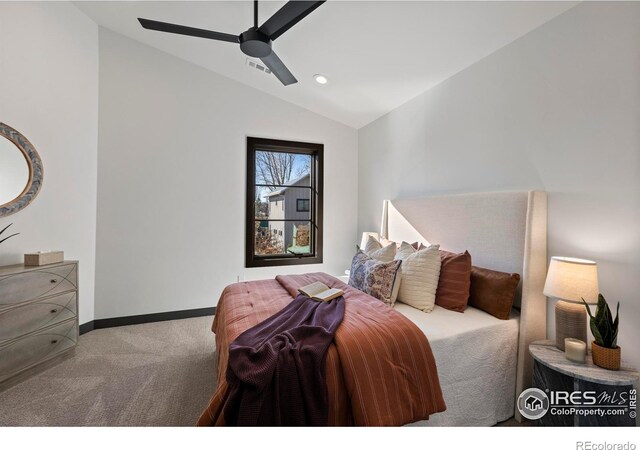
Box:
138 0 326 86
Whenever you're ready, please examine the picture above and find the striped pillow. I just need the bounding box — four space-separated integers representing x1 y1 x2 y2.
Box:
435 250 472 312
394 242 441 312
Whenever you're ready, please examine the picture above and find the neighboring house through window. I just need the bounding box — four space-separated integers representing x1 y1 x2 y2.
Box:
246 137 323 267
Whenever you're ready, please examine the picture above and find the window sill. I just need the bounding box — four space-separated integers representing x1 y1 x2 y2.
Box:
245 255 323 268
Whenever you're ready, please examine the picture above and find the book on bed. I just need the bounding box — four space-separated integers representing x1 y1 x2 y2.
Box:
298 281 344 302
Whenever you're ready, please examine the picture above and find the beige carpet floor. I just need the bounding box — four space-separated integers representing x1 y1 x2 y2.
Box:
0 316 217 426
0 315 523 427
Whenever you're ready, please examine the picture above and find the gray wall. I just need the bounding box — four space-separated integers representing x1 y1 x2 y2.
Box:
96 29 358 319
358 2 640 367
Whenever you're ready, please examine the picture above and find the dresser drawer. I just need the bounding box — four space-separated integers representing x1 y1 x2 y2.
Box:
0 319 77 383
0 264 77 310
0 292 77 344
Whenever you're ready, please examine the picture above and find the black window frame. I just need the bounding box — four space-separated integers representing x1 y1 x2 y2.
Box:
246 137 323 268
296 198 310 212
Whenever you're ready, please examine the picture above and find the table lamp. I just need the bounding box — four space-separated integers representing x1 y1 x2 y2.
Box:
543 256 599 350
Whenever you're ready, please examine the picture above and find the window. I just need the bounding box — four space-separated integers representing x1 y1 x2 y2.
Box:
296 199 310 212
246 137 323 267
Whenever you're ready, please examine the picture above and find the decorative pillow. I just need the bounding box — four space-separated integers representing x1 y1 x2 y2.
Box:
363 234 383 253
435 250 472 313
362 235 396 262
468 266 520 320
381 237 399 248
349 251 401 306
394 242 441 312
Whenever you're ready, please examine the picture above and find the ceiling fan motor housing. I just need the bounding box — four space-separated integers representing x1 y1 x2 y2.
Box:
239 28 272 58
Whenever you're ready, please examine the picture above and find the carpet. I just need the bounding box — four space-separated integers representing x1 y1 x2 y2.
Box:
0 316 217 426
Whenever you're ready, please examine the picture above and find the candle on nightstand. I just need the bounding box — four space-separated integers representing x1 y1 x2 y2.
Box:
565 338 587 363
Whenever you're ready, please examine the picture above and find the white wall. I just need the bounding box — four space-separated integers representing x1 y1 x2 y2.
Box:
358 3 640 368
95 29 358 319
0 2 99 324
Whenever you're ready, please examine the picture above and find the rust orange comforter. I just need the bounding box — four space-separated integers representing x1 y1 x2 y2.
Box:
197 273 446 426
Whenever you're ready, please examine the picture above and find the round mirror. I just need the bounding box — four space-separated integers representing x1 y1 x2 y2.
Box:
0 123 43 218
0 135 30 206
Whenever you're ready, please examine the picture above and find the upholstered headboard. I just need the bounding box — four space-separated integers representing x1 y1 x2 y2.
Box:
382 191 547 421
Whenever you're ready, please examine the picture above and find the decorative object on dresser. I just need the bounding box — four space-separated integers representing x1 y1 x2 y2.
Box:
0 261 78 389
583 294 621 370
0 122 44 218
24 250 65 266
543 256 599 350
529 340 638 426
0 223 19 245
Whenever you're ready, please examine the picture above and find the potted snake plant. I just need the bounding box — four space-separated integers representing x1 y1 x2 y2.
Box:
582 294 620 370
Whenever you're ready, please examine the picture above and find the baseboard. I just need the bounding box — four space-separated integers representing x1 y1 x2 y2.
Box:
79 321 94 335
79 307 216 335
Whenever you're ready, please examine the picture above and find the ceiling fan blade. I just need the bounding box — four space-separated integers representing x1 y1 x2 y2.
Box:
260 50 298 86
258 1 325 41
138 18 239 43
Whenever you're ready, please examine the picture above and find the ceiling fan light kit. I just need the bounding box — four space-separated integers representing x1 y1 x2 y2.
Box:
138 0 326 86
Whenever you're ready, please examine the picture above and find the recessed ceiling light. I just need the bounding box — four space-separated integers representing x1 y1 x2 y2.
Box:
314 74 328 85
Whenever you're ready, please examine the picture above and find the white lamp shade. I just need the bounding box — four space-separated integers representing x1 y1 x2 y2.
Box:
360 232 379 250
543 256 599 304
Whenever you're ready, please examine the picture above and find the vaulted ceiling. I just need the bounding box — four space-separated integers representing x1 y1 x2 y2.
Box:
76 1 578 128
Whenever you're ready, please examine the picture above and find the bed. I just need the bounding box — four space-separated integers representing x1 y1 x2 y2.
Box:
398 303 519 426
199 190 547 426
384 190 548 424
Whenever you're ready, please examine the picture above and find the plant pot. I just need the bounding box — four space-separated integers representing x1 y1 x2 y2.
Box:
591 341 621 370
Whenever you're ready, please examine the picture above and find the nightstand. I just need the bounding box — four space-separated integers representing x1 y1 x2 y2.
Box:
529 340 638 426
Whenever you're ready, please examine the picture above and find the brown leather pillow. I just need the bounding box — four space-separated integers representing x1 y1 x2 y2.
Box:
435 250 472 312
468 266 520 320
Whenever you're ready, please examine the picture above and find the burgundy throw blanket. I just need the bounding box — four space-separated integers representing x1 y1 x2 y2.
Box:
223 293 345 426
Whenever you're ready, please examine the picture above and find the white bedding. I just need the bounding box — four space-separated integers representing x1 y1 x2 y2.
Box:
395 302 519 426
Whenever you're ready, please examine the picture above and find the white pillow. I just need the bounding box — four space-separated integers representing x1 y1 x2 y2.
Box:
363 235 396 262
363 234 382 253
394 241 441 312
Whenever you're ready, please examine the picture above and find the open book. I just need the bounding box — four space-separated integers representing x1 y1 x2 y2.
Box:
298 281 344 302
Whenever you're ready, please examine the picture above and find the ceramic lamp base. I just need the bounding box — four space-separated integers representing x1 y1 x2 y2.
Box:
555 300 587 351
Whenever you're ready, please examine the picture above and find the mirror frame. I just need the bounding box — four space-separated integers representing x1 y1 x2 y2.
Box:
0 122 43 218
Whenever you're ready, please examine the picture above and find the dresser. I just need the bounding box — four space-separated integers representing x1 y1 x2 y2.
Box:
0 261 79 388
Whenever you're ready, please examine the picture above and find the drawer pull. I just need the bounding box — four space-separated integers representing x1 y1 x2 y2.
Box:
51 339 58 344
50 279 58 284
50 309 58 314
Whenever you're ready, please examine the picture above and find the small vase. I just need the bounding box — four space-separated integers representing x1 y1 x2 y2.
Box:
591 341 621 370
